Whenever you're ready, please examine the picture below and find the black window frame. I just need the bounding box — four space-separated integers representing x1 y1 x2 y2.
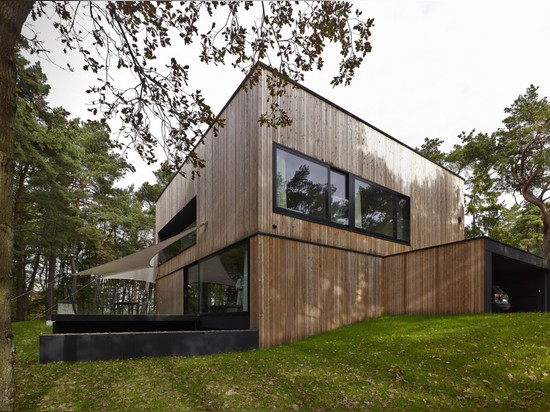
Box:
351 175 411 242
329 169 349 226
274 144 331 220
273 143 411 245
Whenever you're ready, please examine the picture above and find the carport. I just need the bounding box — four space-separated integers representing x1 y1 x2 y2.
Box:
484 239 550 313
383 237 550 315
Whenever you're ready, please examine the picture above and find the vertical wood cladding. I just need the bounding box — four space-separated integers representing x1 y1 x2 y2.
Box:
156 269 184 315
250 234 382 348
155 68 466 258
155 66 467 328
155 77 260 312
257 71 464 256
382 238 486 314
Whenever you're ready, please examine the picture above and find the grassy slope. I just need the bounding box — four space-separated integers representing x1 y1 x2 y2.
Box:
13 314 550 411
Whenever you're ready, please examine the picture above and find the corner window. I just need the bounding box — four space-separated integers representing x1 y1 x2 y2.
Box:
184 241 249 314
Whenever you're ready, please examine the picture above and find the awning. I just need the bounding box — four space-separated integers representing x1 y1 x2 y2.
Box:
73 224 201 283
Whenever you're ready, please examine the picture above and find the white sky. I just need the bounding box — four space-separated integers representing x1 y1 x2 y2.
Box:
26 0 550 187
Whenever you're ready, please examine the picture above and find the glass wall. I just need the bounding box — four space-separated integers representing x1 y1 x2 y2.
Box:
184 242 249 314
184 264 200 314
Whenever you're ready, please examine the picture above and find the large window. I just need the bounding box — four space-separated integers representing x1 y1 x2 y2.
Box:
354 178 410 241
273 144 410 243
275 146 350 223
184 242 249 314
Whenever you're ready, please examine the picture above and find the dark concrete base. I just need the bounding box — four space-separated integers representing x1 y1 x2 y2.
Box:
51 314 200 333
40 329 259 363
51 313 250 333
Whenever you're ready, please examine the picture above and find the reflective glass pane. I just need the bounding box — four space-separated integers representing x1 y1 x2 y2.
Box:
397 196 410 242
354 179 394 237
184 264 200 314
275 148 329 219
200 242 248 314
159 223 196 264
330 170 349 225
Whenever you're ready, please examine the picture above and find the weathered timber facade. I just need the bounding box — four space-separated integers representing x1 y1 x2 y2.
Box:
154 64 549 350
39 65 549 364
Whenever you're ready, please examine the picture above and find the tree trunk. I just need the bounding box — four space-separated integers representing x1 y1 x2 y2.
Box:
21 252 41 320
522 188 550 259
45 254 56 321
14 241 25 321
92 277 100 314
542 216 549 259
0 2 35 410
141 282 149 314
14 163 29 321
70 238 78 313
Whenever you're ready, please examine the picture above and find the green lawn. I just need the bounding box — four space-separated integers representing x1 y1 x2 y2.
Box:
13 313 550 411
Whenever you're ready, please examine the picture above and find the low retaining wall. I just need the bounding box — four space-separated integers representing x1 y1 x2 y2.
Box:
40 329 259 363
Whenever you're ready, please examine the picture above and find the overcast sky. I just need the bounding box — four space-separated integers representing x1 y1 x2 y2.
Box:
27 0 550 186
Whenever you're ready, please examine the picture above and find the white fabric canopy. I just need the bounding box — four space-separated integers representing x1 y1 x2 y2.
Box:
73 225 200 283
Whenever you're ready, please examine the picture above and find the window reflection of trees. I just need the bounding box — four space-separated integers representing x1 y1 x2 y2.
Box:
185 243 248 315
280 165 329 219
159 227 196 264
184 265 199 314
356 183 394 237
274 145 410 242
330 171 349 225
397 197 410 242
203 244 247 313
330 196 349 224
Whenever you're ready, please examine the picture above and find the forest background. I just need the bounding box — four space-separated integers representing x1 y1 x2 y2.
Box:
14 46 550 323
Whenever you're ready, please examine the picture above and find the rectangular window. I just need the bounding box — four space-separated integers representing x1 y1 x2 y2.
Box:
354 179 395 237
273 143 411 244
158 223 196 264
158 197 197 265
275 146 329 219
330 170 349 225
184 241 249 315
396 196 411 242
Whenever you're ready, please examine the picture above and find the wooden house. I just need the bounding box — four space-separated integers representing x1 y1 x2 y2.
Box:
40 63 549 363
154 62 481 349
